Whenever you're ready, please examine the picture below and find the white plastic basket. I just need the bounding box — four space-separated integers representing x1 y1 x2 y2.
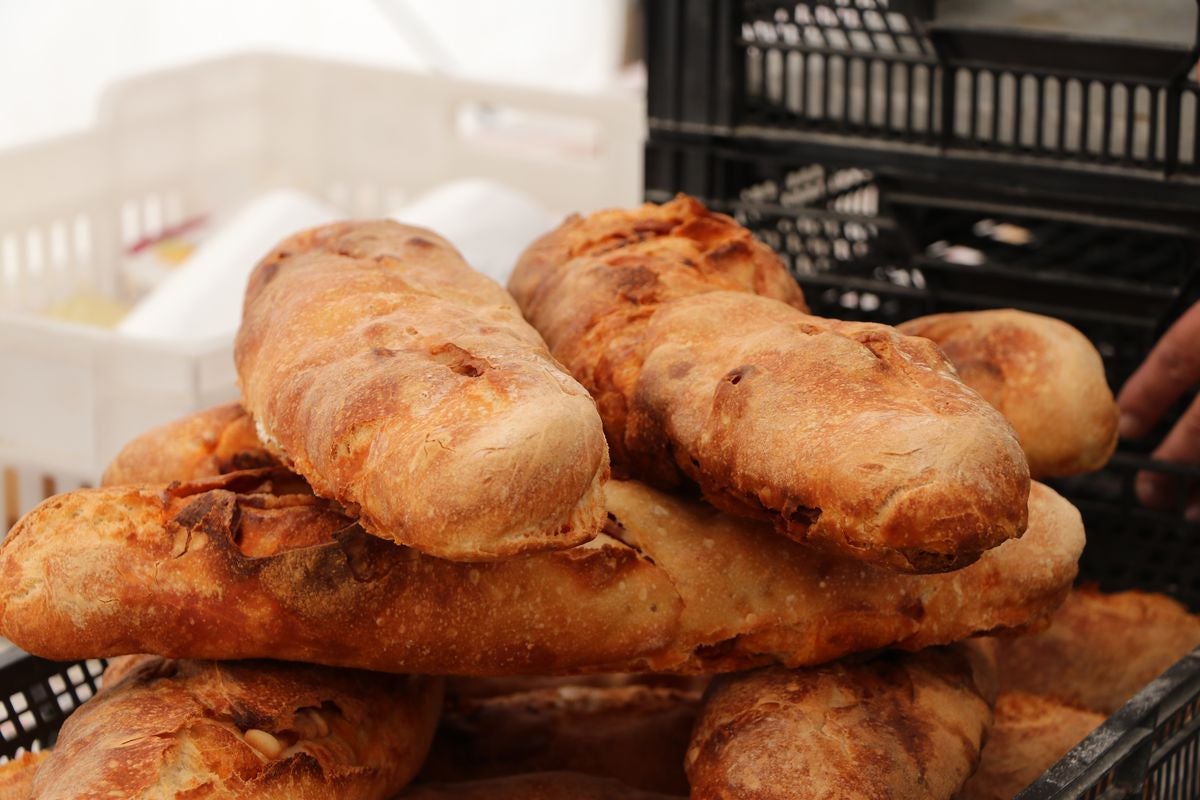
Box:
0 52 643 528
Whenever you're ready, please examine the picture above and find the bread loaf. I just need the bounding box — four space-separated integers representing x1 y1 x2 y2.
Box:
509 195 1029 573
995 587 1200 714
31 655 442 800
898 309 1118 477
686 643 996 799
960 691 1103 800
0 470 679 675
420 684 698 793
4 403 1079 674
0 460 1080 675
400 773 680 799
605 478 1080 673
235 220 608 560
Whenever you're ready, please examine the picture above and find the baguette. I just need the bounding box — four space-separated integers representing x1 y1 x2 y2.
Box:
235 220 608 561
898 309 1118 477
686 643 997 800
509 195 1029 573
995 587 1200 714
31 655 442 800
605 477 1080 673
0 463 1080 675
960 691 1104 800
420 684 698 793
0 470 679 675
399 773 680 799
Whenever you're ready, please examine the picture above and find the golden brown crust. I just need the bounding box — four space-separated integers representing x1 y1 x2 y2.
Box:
686 643 996 800
235 220 609 561
399 773 680 799
509 196 1029 573
0 471 680 675
0 465 1079 675
606 479 1080 673
0 751 46 800
960 691 1104 800
898 310 1119 478
32 656 442 800
420 684 699 793
102 403 274 486
995 587 1200 714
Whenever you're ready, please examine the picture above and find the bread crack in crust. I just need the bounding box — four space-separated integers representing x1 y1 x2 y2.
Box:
508 195 1030 573
235 220 609 561
31 655 442 800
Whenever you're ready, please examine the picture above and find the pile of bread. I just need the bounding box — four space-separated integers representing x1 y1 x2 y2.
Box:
0 195 1195 799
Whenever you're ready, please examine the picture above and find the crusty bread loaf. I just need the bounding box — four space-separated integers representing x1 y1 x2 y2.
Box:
17 403 1079 675
102 402 270 486
996 587 1200 714
235 220 608 561
0 459 1080 675
960 691 1103 800
509 195 1029 573
0 470 679 675
606 478 1080 673
399 773 680 799
31 655 442 800
0 751 46 800
898 309 1118 478
686 643 997 799
420 684 699 793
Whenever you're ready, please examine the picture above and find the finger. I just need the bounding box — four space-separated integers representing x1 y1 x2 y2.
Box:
1118 302 1200 439
1136 392 1200 509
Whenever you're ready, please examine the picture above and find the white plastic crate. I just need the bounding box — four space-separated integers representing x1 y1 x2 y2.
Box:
0 52 643 528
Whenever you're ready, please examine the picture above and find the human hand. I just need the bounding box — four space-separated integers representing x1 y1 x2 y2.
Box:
1117 301 1200 519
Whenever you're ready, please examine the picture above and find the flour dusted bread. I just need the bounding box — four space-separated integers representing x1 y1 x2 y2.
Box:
509 195 1029 573
686 643 997 799
400 773 679 799
605 478 1081 673
996 587 1200 714
7 405 1081 674
0 459 1080 675
899 309 1118 477
31 655 442 800
0 470 678 675
960 691 1103 800
420 684 699 793
236 220 608 560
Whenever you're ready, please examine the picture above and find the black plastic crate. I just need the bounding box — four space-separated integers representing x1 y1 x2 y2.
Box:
1030 647 1200 800
647 0 1200 209
0 650 1194 800
0 648 105 757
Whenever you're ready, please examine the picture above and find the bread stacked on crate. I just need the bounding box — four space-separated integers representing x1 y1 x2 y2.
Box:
1 196 1187 798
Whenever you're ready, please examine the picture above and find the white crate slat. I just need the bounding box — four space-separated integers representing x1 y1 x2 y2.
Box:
0 52 643 520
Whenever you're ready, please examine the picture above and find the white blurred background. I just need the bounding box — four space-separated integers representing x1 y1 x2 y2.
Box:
0 0 645 507
0 0 639 150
